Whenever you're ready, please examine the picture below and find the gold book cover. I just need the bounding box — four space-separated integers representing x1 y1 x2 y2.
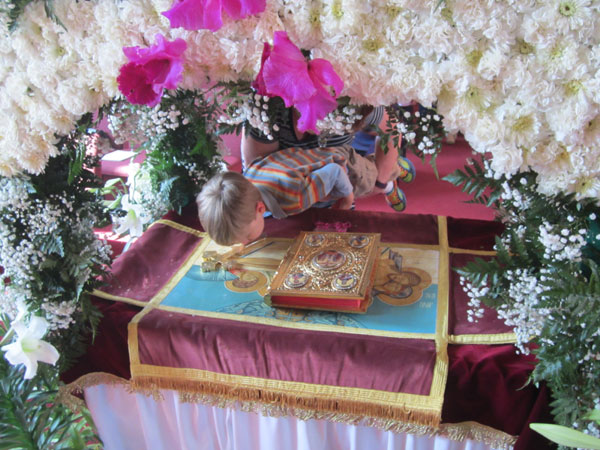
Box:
266 231 381 313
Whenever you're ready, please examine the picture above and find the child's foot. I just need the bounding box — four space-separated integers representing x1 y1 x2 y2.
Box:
385 180 407 212
397 156 416 183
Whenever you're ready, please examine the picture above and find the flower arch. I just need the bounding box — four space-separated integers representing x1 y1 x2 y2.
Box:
1 0 600 439
1 0 598 198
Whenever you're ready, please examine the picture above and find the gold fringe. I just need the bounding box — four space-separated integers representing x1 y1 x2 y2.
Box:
130 375 441 428
179 391 517 449
57 372 132 411
437 422 517 450
153 219 205 237
57 372 516 449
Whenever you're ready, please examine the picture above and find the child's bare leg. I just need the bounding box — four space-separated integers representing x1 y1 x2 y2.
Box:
372 137 400 194
334 192 354 209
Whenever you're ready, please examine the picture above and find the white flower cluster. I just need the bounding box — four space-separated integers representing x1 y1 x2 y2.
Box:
218 93 273 140
399 109 444 155
107 101 185 151
40 300 77 330
0 176 112 328
497 268 551 354
500 180 532 211
538 221 587 262
1 0 599 202
459 275 488 323
315 106 363 137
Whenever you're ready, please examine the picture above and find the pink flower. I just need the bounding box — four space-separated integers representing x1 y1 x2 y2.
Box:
255 31 344 134
251 42 271 96
162 0 265 32
117 34 186 108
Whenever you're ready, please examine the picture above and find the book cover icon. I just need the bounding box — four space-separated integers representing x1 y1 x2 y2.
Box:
265 231 381 313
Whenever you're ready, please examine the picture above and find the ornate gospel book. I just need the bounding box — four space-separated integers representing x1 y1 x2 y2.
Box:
265 231 381 313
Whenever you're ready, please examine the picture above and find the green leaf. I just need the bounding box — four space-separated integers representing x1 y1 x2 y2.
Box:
530 423 600 449
43 0 67 30
103 177 124 189
67 142 86 185
586 409 600 423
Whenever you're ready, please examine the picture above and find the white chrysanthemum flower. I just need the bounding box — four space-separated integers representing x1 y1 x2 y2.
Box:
463 115 503 148
526 140 572 175
494 99 545 148
532 0 597 40
539 40 581 80
488 143 525 178
383 6 416 47
521 15 558 49
413 15 460 59
321 0 362 34
482 6 521 43
545 84 596 144
452 0 490 33
278 0 323 49
477 46 509 81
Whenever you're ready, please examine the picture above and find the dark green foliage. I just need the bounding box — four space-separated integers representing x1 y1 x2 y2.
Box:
136 89 223 214
448 156 600 433
0 115 112 374
443 156 502 207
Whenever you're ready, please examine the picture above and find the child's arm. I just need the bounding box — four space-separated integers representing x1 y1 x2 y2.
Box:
241 127 279 168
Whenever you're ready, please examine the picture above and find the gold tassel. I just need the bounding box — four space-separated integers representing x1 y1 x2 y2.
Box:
58 372 516 449
130 376 442 428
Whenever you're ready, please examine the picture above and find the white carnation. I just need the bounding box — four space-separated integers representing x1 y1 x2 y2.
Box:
488 142 525 178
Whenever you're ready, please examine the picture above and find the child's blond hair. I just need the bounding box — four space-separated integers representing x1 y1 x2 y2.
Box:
196 171 262 245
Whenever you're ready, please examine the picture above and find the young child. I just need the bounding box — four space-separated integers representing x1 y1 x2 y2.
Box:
196 142 415 246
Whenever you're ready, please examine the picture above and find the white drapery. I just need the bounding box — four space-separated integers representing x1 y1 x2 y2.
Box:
84 384 502 450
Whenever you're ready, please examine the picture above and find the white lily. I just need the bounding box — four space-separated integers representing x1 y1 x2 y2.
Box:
113 195 151 238
2 316 60 379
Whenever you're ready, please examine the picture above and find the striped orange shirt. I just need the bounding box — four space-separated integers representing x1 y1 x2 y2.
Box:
244 147 349 217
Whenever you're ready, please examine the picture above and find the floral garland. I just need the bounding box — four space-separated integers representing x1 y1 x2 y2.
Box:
101 91 225 235
0 125 112 373
0 0 598 200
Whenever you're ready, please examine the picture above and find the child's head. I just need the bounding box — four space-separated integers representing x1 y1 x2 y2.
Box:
196 171 266 246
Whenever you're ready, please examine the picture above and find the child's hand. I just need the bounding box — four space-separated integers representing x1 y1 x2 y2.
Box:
334 192 354 209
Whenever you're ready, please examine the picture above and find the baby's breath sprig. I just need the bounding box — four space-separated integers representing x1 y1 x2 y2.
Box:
100 89 224 230
384 104 447 177
218 90 274 140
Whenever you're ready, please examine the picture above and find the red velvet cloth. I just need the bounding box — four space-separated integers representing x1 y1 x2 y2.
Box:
444 345 553 450
137 308 436 394
63 205 552 448
448 253 511 336
446 216 505 250
99 222 203 304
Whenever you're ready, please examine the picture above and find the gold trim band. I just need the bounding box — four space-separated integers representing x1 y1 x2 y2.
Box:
130 363 442 427
449 333 516 345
